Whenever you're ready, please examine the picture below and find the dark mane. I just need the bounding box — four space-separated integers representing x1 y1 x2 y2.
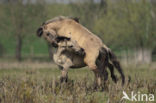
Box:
56 36 71 43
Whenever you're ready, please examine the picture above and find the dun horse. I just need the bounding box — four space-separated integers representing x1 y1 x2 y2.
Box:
53 37 117 83
37 16 125 86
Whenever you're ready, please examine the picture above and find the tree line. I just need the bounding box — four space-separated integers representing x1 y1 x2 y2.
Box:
0 0 155 61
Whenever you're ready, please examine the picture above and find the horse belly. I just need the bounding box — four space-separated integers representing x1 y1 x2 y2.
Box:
70 55 86 68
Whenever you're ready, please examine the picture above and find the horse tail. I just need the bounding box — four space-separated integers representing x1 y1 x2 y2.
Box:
101 45 125 85
107 49 125 85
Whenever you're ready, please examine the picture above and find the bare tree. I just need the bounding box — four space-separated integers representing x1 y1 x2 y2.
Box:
100 0 107 13
7 0 47 61
8 0 24 61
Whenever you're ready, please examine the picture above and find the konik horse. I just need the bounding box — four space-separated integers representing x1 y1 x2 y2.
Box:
37 16 125 86
52 37 117 84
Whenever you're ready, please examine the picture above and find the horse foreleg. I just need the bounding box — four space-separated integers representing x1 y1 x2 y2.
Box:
60 69 68 83
59 59 73 83
58 66 66 83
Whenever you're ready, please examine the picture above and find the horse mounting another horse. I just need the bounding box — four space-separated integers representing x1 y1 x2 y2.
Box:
36 16 125 87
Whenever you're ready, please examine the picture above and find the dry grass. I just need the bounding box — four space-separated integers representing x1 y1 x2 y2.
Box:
0 61 57 69
0 62 155 103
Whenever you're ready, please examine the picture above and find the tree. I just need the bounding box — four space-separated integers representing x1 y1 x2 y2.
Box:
1 0 47 61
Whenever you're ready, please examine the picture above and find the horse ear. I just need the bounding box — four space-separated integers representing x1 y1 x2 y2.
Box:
72 17 80 23
36 27 43 37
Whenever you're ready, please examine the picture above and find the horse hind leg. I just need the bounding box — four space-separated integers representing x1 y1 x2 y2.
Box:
84 52 102 87
102 67 108 82
107 62 118 83
86 62 102 87
98 59 108 82
92 67 102 87
97 60 110 91
97 51 109 83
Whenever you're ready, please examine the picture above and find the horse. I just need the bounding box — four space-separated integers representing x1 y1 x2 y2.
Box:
37 16 125 86
53 37 118 84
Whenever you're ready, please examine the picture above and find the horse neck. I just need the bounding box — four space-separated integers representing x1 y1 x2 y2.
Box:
48 21 63 31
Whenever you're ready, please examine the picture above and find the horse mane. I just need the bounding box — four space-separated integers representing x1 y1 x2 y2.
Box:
56 36 71 43
42 16 80 25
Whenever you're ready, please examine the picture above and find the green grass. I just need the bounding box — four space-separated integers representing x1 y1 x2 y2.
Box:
0 65 155 103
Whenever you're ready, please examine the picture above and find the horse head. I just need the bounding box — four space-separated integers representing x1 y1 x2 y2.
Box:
36 24 58 47
36 16 80 47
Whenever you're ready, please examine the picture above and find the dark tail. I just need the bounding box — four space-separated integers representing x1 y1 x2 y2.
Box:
108 50 125 85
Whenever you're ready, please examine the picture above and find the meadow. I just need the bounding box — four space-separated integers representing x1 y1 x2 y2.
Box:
0 0 155 103
0 61 155 103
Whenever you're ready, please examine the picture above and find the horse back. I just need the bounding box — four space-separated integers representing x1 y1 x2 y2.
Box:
58 20 103 51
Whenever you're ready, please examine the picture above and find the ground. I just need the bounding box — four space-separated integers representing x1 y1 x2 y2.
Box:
0 61 155 103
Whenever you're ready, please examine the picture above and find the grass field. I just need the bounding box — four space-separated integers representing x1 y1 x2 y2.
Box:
0 62 155 103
